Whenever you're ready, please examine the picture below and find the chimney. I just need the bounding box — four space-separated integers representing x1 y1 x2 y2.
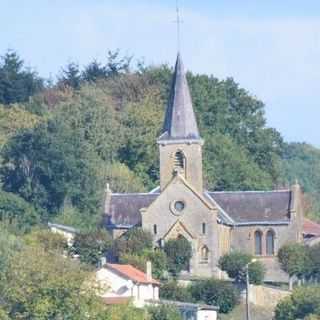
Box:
146 261 152 281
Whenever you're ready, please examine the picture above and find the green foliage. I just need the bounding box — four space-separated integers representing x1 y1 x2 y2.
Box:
275 286 320 320
109 305 147 320
1 118 104 217
120 249 168 280
164 237 192 276
148 304 182 320
105 162 146 193
280 142 320 221
278 243 312 278
0 50 43 105
219 251 251 282
115 227 153 257
189 279 239 313
308 244 320 279
70 229 112 266
23 228 68 253
0 104 41 147
0 190 39 232
160 281 192 302
248 261 266 285
0 245 109 319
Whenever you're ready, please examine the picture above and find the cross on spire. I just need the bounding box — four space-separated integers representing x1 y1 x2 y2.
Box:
174 0 183 52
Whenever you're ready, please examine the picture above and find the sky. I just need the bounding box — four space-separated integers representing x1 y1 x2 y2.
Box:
1 0 320 146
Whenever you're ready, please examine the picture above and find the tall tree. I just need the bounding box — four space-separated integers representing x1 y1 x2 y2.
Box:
0 50 43 104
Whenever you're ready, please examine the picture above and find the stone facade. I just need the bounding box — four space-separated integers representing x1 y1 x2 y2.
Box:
103 53 304 282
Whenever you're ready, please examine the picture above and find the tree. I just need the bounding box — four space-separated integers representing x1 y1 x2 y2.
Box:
160 281 192 302
120 249 167 280
275 286 320 320
58 62 81 90
0 50 43 105
278 243 312 281
148 304 182 320
23 228 68 253
114 227 153 257
0 190 39 232
163 237 192 276
218 251 265 284
0 245 110 319
189 279 239 313
70 229 113 266
1 118 104 217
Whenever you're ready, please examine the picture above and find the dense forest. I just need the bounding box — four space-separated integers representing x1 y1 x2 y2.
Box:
0 49 320 232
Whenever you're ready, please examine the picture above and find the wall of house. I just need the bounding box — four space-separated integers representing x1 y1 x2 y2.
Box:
96 268 132 298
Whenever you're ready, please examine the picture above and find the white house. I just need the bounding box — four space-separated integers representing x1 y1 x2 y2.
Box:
96 262 160 308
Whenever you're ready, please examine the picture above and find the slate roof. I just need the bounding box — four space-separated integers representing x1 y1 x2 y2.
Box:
105 263 160 285
104 190 293 228
208 190 293 224
158 53 201 141
103 193 158 227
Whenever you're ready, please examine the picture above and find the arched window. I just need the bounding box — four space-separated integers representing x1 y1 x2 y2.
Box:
153 224 157 235
254 230 263 255
266 230 275 255
201 246 209 262
174 151 185 169
202 223 206 235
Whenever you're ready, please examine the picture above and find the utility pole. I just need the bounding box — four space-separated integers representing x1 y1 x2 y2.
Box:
246 264 251 320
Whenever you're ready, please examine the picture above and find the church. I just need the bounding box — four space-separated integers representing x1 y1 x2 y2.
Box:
103 53 304 282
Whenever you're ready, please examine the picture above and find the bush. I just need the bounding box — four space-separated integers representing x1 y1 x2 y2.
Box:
275 286 320 320
278 243 312 278
148 304 182 320
160 281 192 302
188 279 239 313
218 251 251 282
248 261 266 285
114 227 153 257
24 228 68 253
164 237 192 276
70 229 112 266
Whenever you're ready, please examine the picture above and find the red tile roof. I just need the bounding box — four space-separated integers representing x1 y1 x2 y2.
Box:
303 218 320 236
106 263 160 285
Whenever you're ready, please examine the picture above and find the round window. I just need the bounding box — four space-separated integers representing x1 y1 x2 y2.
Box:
174 201 185 212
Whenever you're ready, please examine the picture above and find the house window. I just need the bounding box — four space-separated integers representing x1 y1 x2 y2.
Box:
266 230 275 255
254 230 263 255
153 224 157 235
174 151 185 169
202 223 206 235
201 245 209 263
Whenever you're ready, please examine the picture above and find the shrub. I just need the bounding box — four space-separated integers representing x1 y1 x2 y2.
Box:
275 286 320 320
278 243 312 278
164 237 192 276
248 261 266 285
188 279 239 313
148 304 182 320
70 229 112 266
160 281 192 302
114 227 153 257
218 251 251 282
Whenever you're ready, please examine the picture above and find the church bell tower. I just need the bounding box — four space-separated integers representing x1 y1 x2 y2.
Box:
157 53 204 193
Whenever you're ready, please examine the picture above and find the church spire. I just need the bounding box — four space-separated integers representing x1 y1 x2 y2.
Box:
158 53 201 141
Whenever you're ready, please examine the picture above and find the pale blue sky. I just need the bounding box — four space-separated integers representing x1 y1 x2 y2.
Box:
1 0 320 146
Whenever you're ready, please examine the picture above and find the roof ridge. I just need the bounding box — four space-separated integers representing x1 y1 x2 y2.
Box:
208 190 291 194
